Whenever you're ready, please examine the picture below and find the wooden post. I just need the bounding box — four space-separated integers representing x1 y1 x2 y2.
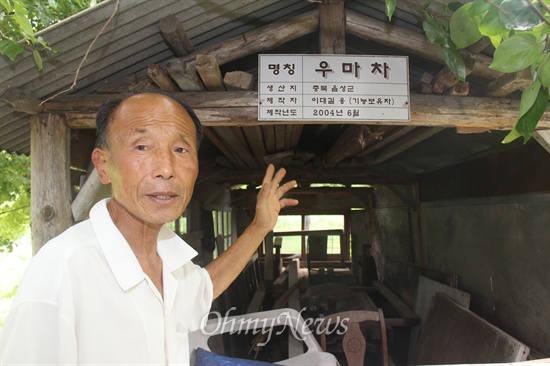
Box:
30 113 73 254
159 14 193 57
319 0 346 54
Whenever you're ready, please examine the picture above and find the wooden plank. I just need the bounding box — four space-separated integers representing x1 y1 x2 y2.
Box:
274 125 286 151
223 71 254 91
147 64 179 92
48 92 550 130
370 127 444 165
242 126 267 167
196 55 225 91
533 130 550 154
262 125 276 153
71 167 102 222
287 259 302 358
325 125 394 167
246 282 266 314
215 126 258 168
373 281 420 325
485 69 532 97
319 0 345 54
170 10 319 68
432 54 475 95
413 293 530 364
409 276 471 363
165 59 205 92
202 127 246 169
2 87 43 115
30 113 73 254
159 15 193 57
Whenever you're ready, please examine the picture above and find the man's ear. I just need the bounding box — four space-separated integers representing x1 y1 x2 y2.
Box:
92 148 111 184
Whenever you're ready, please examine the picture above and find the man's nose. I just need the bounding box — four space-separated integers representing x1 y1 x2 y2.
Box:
152 148 175 179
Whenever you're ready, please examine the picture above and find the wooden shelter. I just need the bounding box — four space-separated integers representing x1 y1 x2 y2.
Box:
1 0 549 362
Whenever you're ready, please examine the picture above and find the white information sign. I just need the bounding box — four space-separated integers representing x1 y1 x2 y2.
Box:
258 54 410 121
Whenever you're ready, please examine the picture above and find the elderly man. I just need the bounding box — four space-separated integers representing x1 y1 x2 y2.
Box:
1 92 298 365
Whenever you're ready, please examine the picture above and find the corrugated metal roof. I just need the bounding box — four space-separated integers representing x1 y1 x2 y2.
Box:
0 0 315 154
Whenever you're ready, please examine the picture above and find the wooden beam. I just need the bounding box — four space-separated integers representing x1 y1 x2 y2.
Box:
2 87 43 115
223 71 254 91
242 126 267 167
432 54 475 95
370 127 444 165
533 130 550 154
165 59 205 91
30 113 73 254
43 92 550 130
171 10 319 68
203 127 246 169
346 10 501 80
213 126 258 168
485 69 532 97
147 64 179 92
325 125 394 167
159 14 193 57
356 126 416 157
71 167 102 222
196 55 225 91
199 167 416 185
319 0 346 54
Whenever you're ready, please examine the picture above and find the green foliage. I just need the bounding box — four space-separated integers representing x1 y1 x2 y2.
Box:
385 0 550 143
0 0 101 70
0 150 30 252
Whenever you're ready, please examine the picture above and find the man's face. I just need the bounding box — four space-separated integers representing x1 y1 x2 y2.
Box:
93 94 199 227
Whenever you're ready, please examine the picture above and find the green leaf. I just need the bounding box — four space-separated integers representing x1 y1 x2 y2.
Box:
538 54 550 88
13 13 33 36
0 0 13 12
469 0 491 16
450 3 483 49
423 14 448 45
513 85 549 141
490 33 539 73
488 35 503 48
0 40 24 61
502 127 522 143
442 42 467 81
385 0 396 22
500 0 542 31
479 7 508 36
519 79 541 118
32 49 42 71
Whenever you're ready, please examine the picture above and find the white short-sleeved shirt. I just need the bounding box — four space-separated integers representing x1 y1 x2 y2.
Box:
1 198 213 365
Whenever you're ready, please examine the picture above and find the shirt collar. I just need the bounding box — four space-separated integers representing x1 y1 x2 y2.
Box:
89 198 198 291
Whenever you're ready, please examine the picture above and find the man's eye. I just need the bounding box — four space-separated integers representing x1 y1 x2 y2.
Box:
135 145 147 151
175 147 188 153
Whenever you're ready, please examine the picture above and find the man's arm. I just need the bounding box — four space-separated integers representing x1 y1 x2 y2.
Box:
205 164 298 299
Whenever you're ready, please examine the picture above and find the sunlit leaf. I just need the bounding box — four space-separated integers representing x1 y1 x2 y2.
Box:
538 54 550 88
32 49 42 71
13 14 33 36
469 0 491 16
423 14 448 45
442 42 467 81
513 85 549 141
0 40 24 61
479 7 508 36
450 3 483 49
0 0 13 12
490 33 539 73
519 79 541 118
385 0 396 22
488 35 503 48
502 128 522 143
500 0 542 30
